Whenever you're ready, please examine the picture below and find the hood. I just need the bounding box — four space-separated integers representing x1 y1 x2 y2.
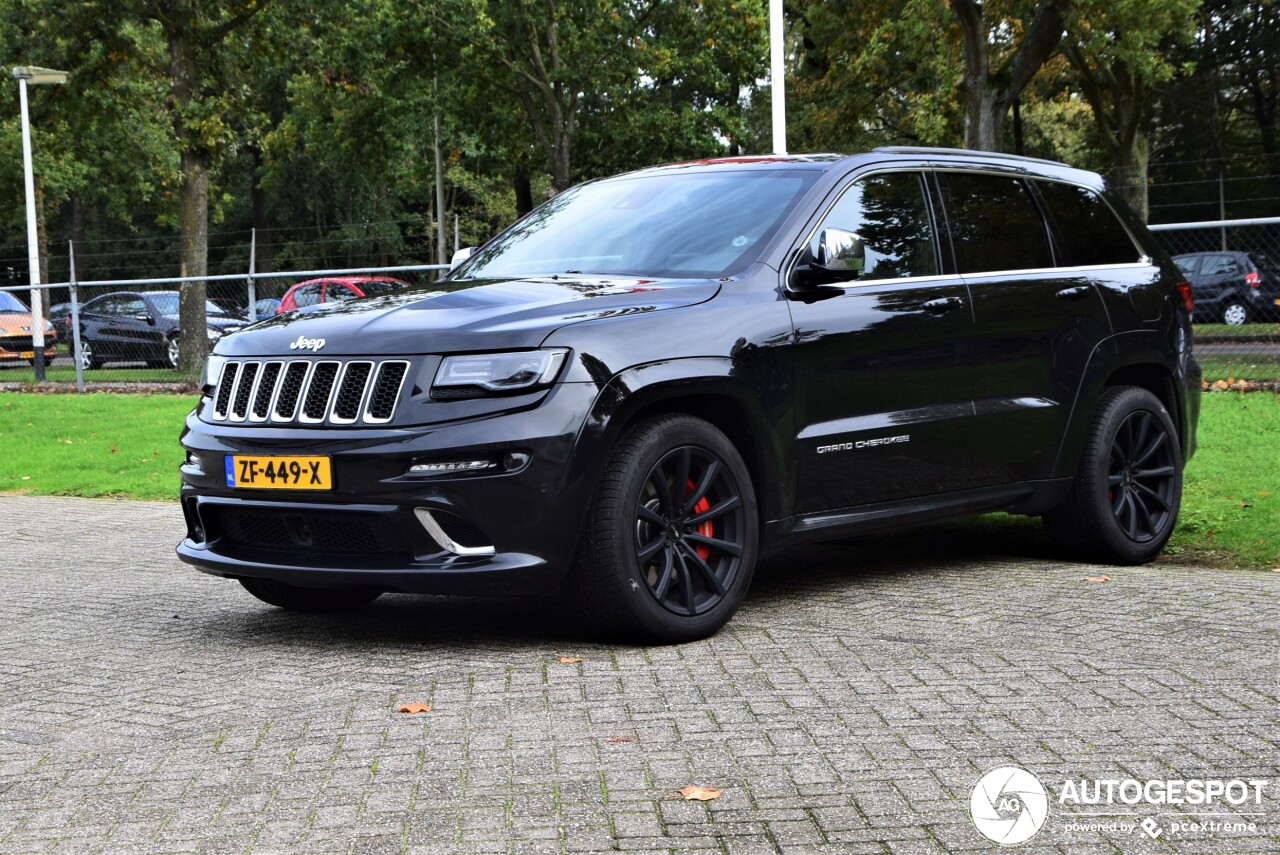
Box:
216 275 721 357
0 312 50 336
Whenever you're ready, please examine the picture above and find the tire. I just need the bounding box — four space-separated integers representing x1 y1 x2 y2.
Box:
1044 386 1183 564
566 414 758 644
1222 301 1249 325
238 577 381 612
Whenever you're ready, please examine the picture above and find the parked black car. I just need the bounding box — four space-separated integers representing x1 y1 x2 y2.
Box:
178 148 1200 642
1172 250 1280 325
77 291 244 370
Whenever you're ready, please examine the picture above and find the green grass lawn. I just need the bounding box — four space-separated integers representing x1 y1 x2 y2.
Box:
0 364 189 384
0 393 195 500
1198 354 1280 382
1194 322 1280 339
0 390 1277 568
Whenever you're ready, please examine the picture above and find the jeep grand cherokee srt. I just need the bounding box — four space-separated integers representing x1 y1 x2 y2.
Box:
177 147 1200 643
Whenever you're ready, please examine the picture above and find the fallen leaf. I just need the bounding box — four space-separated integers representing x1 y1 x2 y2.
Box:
676 786 721 801
396 703 431 714
557 656 583 664
1084 575 1110 583
604 737 633 743
110 445 118 454
21 476 30 481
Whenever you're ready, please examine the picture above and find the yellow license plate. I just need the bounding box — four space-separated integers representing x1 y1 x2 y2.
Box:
20 351 33 359
225 455 332 490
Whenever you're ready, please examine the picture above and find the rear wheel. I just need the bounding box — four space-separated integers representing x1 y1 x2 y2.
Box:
1044 386 1182 564
166 335 180 369
567 415 758 644
1222 301 1249 325
238 577 381 612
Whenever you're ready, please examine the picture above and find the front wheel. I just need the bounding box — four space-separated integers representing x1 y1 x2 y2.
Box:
1044 386 1183 564
567 415 758 644
239 577 381 612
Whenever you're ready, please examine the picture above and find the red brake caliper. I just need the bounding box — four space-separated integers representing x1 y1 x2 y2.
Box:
685 480 713 561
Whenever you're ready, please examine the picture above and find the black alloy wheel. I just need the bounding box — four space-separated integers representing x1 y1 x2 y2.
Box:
567 414 758 643
1044 386 1183 564
1106 409 1177 543
633 445 747 617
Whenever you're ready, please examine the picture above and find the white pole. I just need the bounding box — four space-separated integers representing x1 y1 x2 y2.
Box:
18 77 46 379
769 0 787 155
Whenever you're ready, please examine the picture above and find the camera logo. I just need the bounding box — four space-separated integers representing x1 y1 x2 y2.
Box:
970 766 1049 845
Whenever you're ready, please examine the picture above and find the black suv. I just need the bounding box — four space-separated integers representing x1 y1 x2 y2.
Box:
178 148 1200 643
1172 250 1280 325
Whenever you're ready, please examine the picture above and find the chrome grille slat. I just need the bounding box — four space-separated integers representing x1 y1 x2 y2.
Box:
207 358 410 426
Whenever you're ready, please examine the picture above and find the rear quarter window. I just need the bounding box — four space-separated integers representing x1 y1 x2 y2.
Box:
1036 181 1142 267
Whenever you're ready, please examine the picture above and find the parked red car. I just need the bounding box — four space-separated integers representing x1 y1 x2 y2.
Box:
275 277 411 314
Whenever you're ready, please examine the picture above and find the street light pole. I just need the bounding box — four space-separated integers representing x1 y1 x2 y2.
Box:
12 66 68 383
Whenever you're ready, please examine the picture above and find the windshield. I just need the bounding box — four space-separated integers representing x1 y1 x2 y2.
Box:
461 169 820 280
0 291 28 313
147 294 232 317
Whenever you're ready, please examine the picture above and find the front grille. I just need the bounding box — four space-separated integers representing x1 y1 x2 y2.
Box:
0 336 34 353
208 507 412 557
209 358 410 426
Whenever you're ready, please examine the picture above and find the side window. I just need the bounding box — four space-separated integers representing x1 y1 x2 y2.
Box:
85 297 113 316
329 284 360 302
810 171 939 279
1174 256 1201 276
119 296 148 317
1035 181 1141 267
938 172 1053 273
293 283 323 307
1204 254 1241 275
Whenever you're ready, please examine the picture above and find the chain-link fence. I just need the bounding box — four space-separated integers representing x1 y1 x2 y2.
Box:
1150 217 1280 384
0 248 449 389
4 217 1278 390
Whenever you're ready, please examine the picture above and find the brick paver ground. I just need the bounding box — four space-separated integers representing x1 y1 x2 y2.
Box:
0 495 1277 854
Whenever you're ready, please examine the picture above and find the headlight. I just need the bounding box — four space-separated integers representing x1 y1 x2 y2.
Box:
203 353 227 388
432 349 567 399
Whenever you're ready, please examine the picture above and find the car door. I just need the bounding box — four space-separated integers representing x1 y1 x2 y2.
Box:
934 170 1114 486
111 294 159 362
78 296 113 355
786 168 979 512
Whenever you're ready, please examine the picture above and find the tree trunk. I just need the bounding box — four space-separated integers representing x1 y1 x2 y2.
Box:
250 148 273 274
177 148 209 376
952 0 1069 152
514 154 533 217
34 182 50 285
1111 132 1150 223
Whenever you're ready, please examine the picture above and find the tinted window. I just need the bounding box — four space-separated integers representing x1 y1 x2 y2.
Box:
118 296 148 317
810 171 939 279
1204 254 1241 275
462 170 821 280
1173 256 1201 276
355 280 408 296
293 284 323 307
1036 181 1141 266
329 284 361 302
938 172 1053 273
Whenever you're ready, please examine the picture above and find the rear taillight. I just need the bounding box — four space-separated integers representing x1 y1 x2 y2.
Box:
1245 271 1261 288
1177 281 1194 313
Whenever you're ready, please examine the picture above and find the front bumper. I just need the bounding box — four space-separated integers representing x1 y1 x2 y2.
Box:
176 381 602 596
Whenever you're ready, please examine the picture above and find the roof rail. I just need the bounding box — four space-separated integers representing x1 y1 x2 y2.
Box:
871 146 1068 169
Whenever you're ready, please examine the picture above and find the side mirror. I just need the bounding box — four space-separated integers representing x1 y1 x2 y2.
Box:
450 246 476 271
815 228 866 275
135 313 155 324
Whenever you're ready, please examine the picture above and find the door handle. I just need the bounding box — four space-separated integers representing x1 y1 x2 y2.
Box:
1056 285 1091 300
922 296 963 313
